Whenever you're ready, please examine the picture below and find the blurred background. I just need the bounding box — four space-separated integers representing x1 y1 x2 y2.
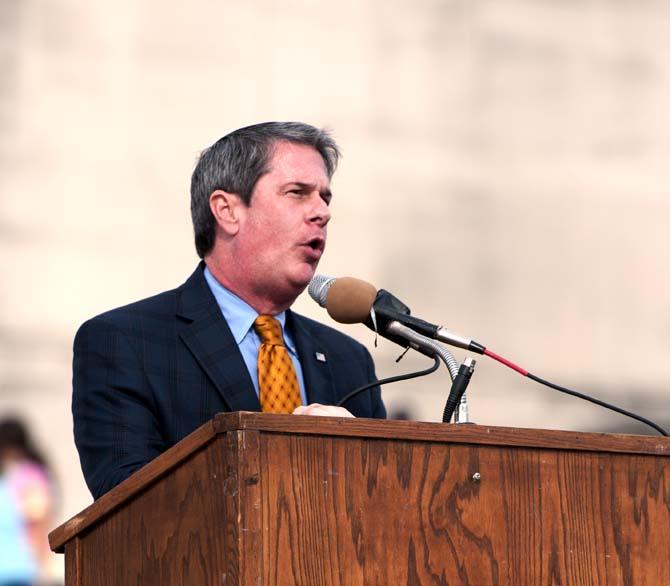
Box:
1 0 669 580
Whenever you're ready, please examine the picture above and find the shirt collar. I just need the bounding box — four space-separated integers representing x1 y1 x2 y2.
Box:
203 266 293 349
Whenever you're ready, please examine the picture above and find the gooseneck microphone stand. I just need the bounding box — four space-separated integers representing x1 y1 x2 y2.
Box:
385 322 477 424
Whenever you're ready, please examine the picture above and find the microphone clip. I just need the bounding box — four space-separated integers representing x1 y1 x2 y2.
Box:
365 289 438 347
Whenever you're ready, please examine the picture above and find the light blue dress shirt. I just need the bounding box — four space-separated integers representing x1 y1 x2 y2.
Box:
203 267 308 404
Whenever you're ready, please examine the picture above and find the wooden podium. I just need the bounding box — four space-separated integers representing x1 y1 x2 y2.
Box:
50 413 670 585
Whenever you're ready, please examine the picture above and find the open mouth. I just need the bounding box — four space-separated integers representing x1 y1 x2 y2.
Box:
306 237 325 252
301 237 325 261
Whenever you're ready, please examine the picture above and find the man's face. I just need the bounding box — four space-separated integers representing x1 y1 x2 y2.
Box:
234 140 332 305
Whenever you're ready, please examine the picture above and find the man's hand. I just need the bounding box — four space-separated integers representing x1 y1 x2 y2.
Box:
293 403 355 418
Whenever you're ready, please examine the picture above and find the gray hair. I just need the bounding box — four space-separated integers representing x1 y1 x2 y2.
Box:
190 121 341 258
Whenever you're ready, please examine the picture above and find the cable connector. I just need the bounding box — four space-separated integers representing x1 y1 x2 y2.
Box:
442 357 476 423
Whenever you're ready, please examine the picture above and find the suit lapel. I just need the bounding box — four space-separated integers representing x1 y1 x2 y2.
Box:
176 264 260 413
289 311 336 406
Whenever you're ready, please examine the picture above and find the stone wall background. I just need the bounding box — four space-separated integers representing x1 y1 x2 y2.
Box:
1 0 669 548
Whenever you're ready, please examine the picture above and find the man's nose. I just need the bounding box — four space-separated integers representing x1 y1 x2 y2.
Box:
308 193 331 226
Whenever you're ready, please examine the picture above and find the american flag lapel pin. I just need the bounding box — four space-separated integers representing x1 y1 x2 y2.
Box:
315 352 326 363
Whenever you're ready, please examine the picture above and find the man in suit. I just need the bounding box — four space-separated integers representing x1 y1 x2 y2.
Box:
73 122 385 499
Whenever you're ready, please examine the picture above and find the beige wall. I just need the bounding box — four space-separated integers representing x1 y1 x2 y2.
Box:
1 0 669 535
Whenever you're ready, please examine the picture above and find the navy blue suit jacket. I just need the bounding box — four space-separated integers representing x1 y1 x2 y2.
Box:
72 264 385 499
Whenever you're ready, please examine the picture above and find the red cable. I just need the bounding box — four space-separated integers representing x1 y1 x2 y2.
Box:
483 348 529 376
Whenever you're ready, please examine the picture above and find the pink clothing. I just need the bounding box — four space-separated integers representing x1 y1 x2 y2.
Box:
6 461 51 521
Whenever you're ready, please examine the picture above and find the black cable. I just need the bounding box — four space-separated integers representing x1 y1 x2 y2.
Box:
527 373 669 437
337 356 441 409
442 361 474 423
483 348 668 436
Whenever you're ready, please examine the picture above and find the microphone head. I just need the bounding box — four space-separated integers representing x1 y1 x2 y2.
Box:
308 274 335 307
325 277 378 324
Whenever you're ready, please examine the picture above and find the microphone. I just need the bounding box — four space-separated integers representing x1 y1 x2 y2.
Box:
308 275 669 436
308 275 377 323
309 276 457 365
308 275 486 354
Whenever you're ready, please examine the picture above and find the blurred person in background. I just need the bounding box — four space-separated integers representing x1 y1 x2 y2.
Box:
0 418 60 586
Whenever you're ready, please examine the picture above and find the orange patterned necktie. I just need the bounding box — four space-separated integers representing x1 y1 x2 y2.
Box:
254 315 302 414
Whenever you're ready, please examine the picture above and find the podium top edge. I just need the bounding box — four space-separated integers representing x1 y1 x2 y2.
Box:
214 412 670 456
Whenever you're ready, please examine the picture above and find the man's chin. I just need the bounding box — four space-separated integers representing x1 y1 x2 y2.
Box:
288 266 318 293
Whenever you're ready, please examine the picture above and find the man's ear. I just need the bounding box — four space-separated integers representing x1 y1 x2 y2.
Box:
209 190 243 236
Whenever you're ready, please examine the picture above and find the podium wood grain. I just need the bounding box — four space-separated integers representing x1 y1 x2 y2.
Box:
51 413 670 585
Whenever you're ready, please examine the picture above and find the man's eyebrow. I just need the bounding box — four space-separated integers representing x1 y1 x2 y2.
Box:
284 182 332 198
283 181 314 190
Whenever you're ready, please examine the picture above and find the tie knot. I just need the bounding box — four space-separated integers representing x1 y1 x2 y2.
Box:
254 315 285 346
